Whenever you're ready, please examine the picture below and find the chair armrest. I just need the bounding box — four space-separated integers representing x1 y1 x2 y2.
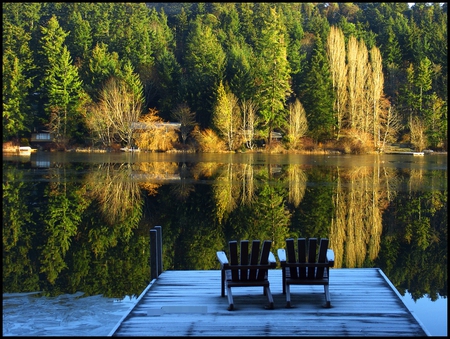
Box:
327 249 335 267
269 252 276 265
216 251 229 266
277 248 286 263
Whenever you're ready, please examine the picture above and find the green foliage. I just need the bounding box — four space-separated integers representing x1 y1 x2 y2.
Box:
184 16 226 127
301 36 335 140
254 7 292 144
2 2 447 149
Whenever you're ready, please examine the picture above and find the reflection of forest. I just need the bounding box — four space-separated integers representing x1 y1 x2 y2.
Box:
2 159 447 302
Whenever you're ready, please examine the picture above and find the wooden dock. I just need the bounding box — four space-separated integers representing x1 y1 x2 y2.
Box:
109 268 429 337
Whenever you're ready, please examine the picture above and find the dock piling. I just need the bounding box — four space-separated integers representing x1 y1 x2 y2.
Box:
150 226 163 280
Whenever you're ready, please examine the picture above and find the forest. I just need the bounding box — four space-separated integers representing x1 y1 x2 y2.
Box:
2 3 448 153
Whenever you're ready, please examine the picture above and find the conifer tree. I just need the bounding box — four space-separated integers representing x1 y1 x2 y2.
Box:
2 20 34 141
39 15 84 147
184 16 226 127
254 7 291 145
301 36 335 140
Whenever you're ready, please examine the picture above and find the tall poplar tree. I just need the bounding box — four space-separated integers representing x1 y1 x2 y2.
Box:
327 26 347 139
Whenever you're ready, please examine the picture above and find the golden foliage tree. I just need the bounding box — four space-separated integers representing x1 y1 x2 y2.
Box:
135 108 179 151
192 126 226 153
212 81 242 151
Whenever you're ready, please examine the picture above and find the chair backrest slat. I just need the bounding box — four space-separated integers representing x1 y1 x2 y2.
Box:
257 240 271 280
240 240 249 281
307 238 318 279
248 240 260 280
297 238 307 278
316 238 329 278
229 241 239 281
286 238 298 279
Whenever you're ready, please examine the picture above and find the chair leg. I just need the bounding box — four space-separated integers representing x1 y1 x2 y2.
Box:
221 270 225 297
285 284 291 308
282 268 286 294
226 285 234 311
264 286 274 310
324 285 331 308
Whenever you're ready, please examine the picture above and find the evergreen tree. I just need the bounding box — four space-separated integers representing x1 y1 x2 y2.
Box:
2 19 35 140
86 42 121 100
39 15 84 147
184 16 226 127
2 49 33 141
254 7 291 145
301 36 335 140
65 7 93 63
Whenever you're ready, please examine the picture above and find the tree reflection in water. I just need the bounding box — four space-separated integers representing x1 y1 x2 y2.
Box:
2 154 447 304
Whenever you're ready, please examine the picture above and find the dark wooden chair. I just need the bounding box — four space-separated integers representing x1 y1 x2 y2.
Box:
277 237 335 308
216 239 277 311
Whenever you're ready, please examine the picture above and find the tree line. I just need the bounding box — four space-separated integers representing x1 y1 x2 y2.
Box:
2 3 448 152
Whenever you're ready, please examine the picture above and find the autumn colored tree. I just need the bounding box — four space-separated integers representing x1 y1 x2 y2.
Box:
212 81 241 151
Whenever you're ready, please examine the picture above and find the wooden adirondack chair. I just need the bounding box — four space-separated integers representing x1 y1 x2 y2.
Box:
277 238 335 308
216 240 277 311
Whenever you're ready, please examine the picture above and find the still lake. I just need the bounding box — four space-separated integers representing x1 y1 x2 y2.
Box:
2 151 447 336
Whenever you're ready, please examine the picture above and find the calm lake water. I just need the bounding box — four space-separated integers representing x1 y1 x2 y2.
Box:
2 151 447 336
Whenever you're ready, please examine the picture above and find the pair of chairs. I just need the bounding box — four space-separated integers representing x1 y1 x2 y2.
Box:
216 238 334 311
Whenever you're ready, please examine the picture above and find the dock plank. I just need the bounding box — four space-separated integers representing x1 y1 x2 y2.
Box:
110 268 429 337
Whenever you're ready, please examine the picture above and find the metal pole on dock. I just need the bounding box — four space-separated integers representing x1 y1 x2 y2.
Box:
150 226 163 280
154 225 163 275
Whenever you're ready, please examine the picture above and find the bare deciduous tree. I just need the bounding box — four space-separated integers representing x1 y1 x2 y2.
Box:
171 102 197 144
286 98 308 149
410 116 428 151
240 99 258 150
83 100 115 147
99 77 143 147
379 103 402 151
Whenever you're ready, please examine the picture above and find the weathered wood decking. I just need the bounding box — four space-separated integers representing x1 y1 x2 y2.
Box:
109 268 429 337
